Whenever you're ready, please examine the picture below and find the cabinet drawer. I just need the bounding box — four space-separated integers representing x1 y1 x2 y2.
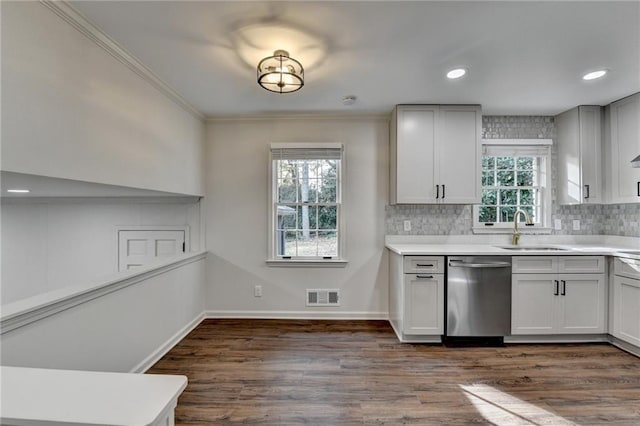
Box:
403 256 444 274
558 256 605 273
512 256 557 273
615 257 640 280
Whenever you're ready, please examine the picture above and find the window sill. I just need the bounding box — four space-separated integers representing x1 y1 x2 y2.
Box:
266 259 348 268
472 227 552 235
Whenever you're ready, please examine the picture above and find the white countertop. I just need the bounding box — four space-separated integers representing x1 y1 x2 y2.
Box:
0 366 188 425
385 235 640 259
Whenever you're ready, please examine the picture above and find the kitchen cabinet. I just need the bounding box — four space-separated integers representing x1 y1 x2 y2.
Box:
390 105 481 204
511 256 606 335
556 106 602 204
389 254 444 341
607 92 640 203
612 258 640 347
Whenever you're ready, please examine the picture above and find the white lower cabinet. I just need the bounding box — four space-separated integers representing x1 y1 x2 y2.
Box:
389 253 444 340
512 256 606 335
403 273 444 335
612 258 640 347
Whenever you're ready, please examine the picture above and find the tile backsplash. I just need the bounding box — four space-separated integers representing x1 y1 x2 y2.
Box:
386 115 640 237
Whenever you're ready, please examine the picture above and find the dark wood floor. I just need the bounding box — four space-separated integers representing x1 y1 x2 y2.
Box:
148 319 640 425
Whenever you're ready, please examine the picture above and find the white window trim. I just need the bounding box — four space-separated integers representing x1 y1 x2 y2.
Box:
473 140 552 234
267 143 347 266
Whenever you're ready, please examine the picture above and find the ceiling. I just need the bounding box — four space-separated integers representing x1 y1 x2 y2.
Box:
70 1 640 116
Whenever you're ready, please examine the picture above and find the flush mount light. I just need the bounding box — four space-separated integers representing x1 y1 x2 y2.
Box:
7 189 30 193
582 70 607 81
446 68 467 79
257 50 304 93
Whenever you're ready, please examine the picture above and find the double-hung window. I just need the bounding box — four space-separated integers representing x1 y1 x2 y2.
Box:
269 143 344 264
473 140 551 232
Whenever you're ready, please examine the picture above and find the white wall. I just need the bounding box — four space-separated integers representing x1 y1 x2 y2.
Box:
205 117 389 317
1 256 206 373
0 2 204 196
1 198 201 304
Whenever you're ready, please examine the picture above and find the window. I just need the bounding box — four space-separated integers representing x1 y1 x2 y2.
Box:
474 141 551 232
269 143 344 263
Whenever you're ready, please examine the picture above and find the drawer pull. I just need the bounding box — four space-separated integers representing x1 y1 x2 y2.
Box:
416 264 434 267
416 275 434 279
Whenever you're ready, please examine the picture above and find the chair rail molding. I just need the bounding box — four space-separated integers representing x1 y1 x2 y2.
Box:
1 251 208 334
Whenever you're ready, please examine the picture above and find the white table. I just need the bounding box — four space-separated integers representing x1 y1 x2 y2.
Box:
0 366 187 425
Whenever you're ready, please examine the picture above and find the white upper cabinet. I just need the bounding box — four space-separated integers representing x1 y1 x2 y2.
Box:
391 106 438 204
607 92 640 204
556 106 602 204
390 105 481 204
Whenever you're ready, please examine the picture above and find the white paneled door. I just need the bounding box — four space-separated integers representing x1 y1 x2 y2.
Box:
118 230 186 271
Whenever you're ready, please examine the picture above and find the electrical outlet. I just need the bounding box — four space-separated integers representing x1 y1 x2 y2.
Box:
554 219 562 230
572 219 580 231
254 285 262 297
403 220 411 232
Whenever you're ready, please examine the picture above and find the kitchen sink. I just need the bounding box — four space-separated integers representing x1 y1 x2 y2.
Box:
496 246 569 251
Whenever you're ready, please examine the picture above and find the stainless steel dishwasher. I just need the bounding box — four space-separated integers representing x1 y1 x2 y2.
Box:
446 256 512 338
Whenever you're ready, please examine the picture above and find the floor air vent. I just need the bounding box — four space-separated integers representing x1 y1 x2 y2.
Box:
306 289 340 306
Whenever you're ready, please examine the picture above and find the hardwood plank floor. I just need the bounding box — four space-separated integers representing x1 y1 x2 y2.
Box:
148 319 640 425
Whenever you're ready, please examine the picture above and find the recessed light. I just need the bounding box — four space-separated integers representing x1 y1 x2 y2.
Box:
7 189 30 193
447 68 466 79
582 70 607 81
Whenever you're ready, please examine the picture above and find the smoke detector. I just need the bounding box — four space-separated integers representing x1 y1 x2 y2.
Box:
342 95 357 106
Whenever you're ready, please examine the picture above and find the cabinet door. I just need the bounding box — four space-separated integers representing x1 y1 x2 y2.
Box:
609 94 640 203
395 106 438 203
579 106 602 203
403 273 444 335
436 105 481 204
556 107 582 205
557 274 606 334
512 274 557 334
613 275 640 347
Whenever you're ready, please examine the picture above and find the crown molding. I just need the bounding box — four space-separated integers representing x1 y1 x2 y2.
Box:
39 0 205 121
206 112 390 122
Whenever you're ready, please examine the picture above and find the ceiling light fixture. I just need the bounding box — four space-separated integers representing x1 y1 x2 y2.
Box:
582 70 607 80
7 189 30 193
257 50 304 94
447 68 466 79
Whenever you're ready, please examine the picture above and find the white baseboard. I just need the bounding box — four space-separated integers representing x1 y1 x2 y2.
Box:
609 336 640 358
204 310 388 320
131 312 206 373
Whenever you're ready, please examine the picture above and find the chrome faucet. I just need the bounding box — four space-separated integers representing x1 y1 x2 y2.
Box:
512 209 533 245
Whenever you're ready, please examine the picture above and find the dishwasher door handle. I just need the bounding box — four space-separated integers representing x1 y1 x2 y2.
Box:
448 261 512 268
